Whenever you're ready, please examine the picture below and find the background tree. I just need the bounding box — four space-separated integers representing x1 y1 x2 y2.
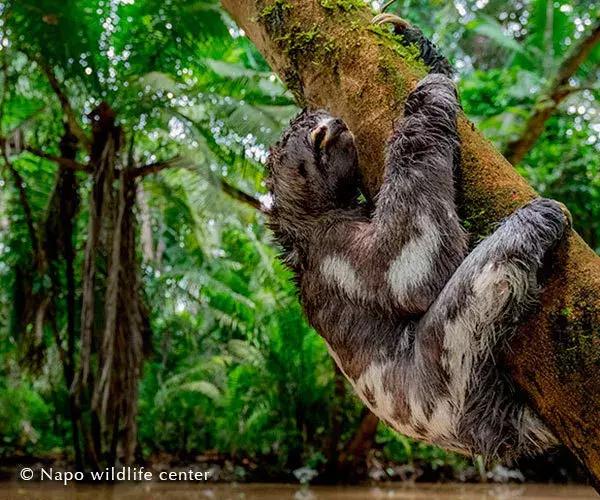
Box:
0 0 294 469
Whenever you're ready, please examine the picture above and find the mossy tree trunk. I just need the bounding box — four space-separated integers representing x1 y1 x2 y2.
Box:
220 0 600 485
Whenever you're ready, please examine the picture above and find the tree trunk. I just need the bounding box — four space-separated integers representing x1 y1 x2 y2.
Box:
220 0 600 485
336 408 379 481
56 128 83 470
75 102 150 467
322 366 346 480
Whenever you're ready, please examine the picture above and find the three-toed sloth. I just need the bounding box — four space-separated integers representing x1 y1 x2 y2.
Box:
264 20 568 461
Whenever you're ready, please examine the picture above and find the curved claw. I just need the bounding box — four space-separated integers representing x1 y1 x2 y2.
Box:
373 12 455 78
371 13 411 32
557 202 573 228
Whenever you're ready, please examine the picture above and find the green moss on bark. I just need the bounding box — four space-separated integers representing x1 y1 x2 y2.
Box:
281 67 306 105
258 0 292 35
368 24 428 73
377 54 409 103
554 299 600 378
319 0 365 12
259 8 343 103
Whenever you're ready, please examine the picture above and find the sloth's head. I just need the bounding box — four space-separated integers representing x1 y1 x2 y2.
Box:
265 109 361 221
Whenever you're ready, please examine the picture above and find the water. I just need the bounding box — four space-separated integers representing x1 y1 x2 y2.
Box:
0 483 596 500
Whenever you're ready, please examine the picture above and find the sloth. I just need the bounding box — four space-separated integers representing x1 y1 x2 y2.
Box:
264 15 569 461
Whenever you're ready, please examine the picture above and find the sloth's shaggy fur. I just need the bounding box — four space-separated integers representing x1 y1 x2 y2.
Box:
265 25 568 461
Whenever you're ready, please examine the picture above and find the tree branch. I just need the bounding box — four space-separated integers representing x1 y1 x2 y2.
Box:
553 23 600 90
505 21 600 165
39 62 91 152
0 134 89 171
131 156 264 211
22 145 89 171
128 157 186 178
221 0 600 485
219 179 264 212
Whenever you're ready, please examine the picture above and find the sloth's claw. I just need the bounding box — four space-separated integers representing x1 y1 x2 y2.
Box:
371 13 411 33
557 202 573 228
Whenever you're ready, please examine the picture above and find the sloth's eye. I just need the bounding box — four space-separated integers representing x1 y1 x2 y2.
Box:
311 126 327 150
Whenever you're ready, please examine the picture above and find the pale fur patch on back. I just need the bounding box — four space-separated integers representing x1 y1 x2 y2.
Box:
405 389 455 439
442 261 532 412
427 399 455 438
386 214 440 303
355 362 396 421
320 255 363 298
327 349 456 442
353 362 422 440
408 387 427 426
354 361 447 441
442 315 474 411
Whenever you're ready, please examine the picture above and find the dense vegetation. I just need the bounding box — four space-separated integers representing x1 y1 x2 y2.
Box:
0 0 597 483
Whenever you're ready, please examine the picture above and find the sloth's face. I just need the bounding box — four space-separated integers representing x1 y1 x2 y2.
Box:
265 109 360 216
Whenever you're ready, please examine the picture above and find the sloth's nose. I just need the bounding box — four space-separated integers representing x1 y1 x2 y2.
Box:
311 118 350 149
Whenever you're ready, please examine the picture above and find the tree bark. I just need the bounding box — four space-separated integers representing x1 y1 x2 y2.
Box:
55 128 83 470
40 63 92 152
220 0 600 484
322 366 346 480
73 102 150 467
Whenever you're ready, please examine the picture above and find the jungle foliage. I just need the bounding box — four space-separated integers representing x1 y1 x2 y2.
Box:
0 0 597 483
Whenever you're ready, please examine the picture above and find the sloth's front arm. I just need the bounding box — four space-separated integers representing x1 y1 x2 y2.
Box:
317 74 468 316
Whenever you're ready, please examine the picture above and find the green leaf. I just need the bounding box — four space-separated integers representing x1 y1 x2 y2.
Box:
467 15 525 54
179 381 222 401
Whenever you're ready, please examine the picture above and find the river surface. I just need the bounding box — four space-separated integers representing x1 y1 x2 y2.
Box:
0 483 597 499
